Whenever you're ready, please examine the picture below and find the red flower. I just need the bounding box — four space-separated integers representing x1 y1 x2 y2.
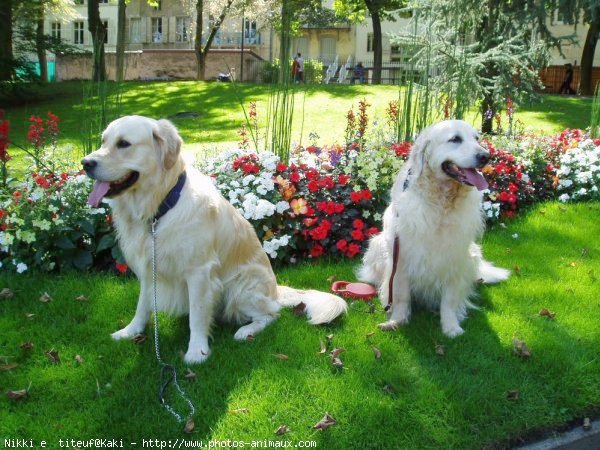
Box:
27 115 45 148
338 174 351 185
290 172 300 183
365 227 379 237
346 243 361 258
391 141 411 158
309 244 324 258
317 176 334 189
115 263 129 274
276 162 288 172
350 191 363 202
353 219 365 230
305 168 319 181
351 229 365 241
307 180 319 192
46 111 60 136
242 163 259 174
336 239 348 252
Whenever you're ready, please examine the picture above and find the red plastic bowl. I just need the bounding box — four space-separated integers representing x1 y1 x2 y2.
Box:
331 281 377 301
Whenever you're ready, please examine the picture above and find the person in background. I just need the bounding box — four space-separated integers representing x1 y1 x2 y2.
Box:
296 53 304 83
291 56 300 83
560 63 576 95
352 62 366 84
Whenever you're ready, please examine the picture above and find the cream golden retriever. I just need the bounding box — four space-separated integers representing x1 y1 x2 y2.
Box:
82 115 347 364
358 120 509 337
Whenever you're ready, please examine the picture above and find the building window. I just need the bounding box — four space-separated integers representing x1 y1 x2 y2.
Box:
103 20 108 44
152 17 163 43
367 33 374 52
244 19 257 44
51 22 61 40
130 17 141 43
74 21 84 44
176 17 190 42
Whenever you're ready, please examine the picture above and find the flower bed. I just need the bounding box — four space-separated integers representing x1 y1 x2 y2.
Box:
1 110 599 272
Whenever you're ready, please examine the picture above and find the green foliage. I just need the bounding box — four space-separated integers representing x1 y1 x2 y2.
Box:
591 83 600 138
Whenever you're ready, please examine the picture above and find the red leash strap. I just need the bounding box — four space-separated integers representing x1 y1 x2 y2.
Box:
386 236 400 312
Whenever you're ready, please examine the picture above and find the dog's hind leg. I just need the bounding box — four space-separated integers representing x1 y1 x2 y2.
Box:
234 313 276 341
184 267 221 364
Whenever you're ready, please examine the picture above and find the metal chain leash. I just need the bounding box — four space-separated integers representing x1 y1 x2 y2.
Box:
151 219 196 423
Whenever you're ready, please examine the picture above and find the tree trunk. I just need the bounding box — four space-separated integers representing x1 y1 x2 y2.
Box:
194 0 234 81
0 0 13 80
481 93 494 134
115 0 126 82
36 15 48 82
278 0 292 84
580 19 600 96
367 1 382 85
88 0 107 81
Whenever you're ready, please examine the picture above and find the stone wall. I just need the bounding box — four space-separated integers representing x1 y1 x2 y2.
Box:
55 49 265 82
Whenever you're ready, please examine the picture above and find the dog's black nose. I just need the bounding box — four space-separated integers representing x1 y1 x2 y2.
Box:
475 152 490 168
81 158 97 172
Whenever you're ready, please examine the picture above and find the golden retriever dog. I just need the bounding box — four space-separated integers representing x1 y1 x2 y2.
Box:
358 120 509 337
82 115 347 364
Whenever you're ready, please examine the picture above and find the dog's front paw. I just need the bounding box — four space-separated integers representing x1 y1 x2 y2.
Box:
442 324 464 338
378 320 402 331
184 346 211 365
111 326 142 341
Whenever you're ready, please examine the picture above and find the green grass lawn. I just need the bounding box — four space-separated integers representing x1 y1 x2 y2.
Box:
1 202 599 448
3 81 593 169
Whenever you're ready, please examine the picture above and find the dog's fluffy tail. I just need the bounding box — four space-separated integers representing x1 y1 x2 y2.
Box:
276 286 347 324
478 260 511 284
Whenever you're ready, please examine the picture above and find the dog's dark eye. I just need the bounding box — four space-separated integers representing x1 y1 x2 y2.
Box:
116 139 131 149
449 135 463 144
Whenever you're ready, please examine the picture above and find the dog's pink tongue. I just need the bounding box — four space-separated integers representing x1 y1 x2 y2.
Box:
464 169 489 191
88 181 110 207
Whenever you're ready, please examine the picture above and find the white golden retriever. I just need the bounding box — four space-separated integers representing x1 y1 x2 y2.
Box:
358 120 509 337
83 115 347 364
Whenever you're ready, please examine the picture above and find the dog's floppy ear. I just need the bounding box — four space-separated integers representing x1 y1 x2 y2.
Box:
407 126 430 179
153 119 182 170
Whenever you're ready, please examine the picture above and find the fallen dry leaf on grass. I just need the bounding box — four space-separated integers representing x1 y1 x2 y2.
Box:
20 341 34 351
313 413 336 431
184 368 196 380
25 313 35 319
331 348 345 359
539 308 556 318
39 292 52 303
272 354 289 360
184 417 195 434
326 334 334 344
366 332 375 339
383 384 396 395
75 295 89 302
318 339 327 355
506 390 520 401
132 334 147 345
331 357 344 369
513 338 532 359
228 408 249 414
292 302 306 316
0 363 18 372
0 288 14 299
435 344 445 356
74 355 84 364
45 350 60 364
275 425 290 435
372 346 382 360
7 389 28 400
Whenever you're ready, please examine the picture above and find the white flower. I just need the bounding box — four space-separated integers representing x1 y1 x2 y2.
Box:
16 262 28 274
512 233 519 239
577 187 588 196
558 179 573 189
32 219 51 231
0 232 14 246
275 201 290 214
242 175 256 186
16 230 36 244
558 193 570 202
